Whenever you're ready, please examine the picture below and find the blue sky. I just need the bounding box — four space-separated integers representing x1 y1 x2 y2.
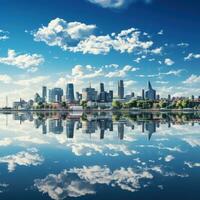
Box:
0 0 200 105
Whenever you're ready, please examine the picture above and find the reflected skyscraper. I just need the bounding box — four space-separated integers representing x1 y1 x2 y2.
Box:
66 120 75 138
118 123 124 140
145 121 156 140
49 119 63 134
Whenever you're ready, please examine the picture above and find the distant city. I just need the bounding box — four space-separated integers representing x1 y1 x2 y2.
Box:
3 80 200 110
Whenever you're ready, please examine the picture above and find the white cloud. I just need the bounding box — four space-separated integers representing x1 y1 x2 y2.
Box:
34 165 153 199
124 80 137 87
184 53 200 60
106 65 139 78
34 18 96 50
183 74 200 84
184 161 200 168
0 49 44 71
0 29 9 41
151 47 162 54
87 0 152 9
182 137 200 147
0 148 44 172
15 76 49 86
0 74 12 84
69 35 112 55
164 58 174 66
177 42 189 47
0 138 12 146
34 20 154 55
164 155 175 162
157 29 163 35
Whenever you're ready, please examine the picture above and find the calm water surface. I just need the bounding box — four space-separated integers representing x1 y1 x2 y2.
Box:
0 111 199 200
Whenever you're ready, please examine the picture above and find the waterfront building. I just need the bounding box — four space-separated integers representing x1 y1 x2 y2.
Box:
48 88 63 103
42 86 47 102
145 81 156 100
66 83 75 103
118 80 124 99
82 86 98 102
142 89 145 100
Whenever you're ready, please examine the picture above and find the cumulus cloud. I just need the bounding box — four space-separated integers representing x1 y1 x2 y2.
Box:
33 20 154 55
34 165 153 200
0 148 44 172
0 49 44 71
105 65 139 78
0 74 12 84
15 75 50 86
177 42 189 47
184 53 200 60
164 155 175 162
164 58 174 66
34 18 96 50
151 47 162 54
183 74 200 84
157 29 163 35
184 161 200 168
86 0 152 9
0 29 9 41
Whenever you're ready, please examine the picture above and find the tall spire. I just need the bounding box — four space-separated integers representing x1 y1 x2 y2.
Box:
148 81 152 90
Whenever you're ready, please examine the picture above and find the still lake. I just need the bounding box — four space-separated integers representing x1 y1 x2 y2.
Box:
0 111 199 200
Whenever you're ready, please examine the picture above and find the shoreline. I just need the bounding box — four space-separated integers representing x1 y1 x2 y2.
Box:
0 108 199 112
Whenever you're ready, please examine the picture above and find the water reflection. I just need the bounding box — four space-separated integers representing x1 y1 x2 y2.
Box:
8 111 200 141
0 111 199 200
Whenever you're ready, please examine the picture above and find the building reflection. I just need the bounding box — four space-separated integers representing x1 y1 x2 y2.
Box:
5 111 200 141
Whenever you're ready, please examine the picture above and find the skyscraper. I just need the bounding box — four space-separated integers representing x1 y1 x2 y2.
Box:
145 81 156 100
42 86 47 101
100 83 104 93
118 80 124 99
48 88 63 103
66 83 75 103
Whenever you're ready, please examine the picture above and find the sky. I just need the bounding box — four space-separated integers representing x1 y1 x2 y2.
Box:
0 0 200 106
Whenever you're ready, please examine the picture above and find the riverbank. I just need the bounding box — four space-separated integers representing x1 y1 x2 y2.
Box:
0 108 200 112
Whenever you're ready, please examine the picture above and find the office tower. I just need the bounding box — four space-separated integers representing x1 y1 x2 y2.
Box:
82 87 97 101
108 90 113 102
118 80 124 99
76 92 82 102
168 94 171 101
42 86 47 101
66 83 75 103
145 81 156 100
100 83 104 93
142 89 145 100
131 92 135 97
156 94 160 100
48 88 63 103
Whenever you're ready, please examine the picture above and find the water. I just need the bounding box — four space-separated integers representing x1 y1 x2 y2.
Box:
0 111 199 200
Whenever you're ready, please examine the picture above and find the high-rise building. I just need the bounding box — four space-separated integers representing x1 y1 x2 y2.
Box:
42 86 47 101
142 89 145 100
118 80 124 99
145 81 156 100
100 83 104 93
66 83 75 103
82 87 97 102
48 88 63 103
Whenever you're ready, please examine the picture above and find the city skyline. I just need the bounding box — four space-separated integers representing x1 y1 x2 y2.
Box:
0 0 200 106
